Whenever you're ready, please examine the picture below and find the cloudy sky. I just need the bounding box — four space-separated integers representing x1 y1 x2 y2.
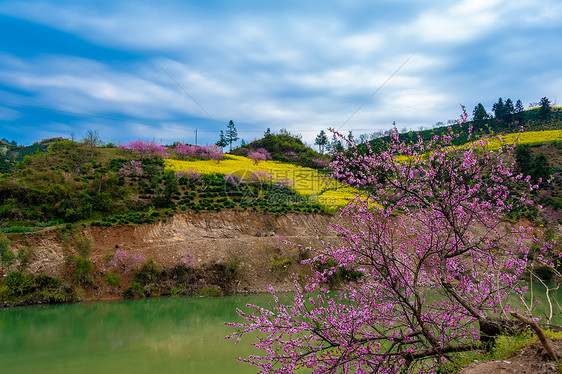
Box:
1 0 561 147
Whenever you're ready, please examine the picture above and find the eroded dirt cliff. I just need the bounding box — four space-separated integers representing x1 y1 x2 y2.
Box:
9 211 339 300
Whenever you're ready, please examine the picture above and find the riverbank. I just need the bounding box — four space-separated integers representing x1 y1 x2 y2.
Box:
1 211 339 306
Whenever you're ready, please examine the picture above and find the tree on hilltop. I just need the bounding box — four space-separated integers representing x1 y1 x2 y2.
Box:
504 98 515 124
216 130 228 149
472 103 488 130
314 130 328 154
539 97 552 121
515 99 525 124
492 97 505 121
225 120 238 152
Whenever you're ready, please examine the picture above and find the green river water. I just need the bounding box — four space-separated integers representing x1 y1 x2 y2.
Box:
1 286 560 373
0 295 269 374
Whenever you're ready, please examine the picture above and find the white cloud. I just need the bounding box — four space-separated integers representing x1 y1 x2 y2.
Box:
404 0 503 44
1 0 560 145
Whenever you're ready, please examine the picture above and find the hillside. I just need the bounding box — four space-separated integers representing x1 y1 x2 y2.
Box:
230 130 330 168
367 106 562 151
0 211 337 306
0 140 341 234
0 121 561 307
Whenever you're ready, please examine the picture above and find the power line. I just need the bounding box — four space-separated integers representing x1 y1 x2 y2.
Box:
337 54 414 131
151 58 224 131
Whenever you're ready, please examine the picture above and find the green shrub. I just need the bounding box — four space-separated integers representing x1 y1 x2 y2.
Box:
194 286 221 297
36 220 64 227
0 237 15 269
225 257 240 283
35 275 63 290
72 255 93 284
135 259 164 284
105 272 121 287
16 246 35 271
170 286 184 297
0 285 11 299
270 255 293 273
2 271 34 296
124 281 145 298
2 226 34 233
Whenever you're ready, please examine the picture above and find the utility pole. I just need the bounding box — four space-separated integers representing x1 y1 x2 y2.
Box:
195 129 198 145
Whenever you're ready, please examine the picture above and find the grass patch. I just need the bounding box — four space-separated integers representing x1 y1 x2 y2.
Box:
440 330 562 373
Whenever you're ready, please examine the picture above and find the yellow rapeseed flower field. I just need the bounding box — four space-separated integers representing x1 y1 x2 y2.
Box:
482 130 562 150
164 155 358 208
165 130 560 209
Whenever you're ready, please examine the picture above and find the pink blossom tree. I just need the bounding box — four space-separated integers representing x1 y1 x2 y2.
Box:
228 114 556 372
248 148 272 165
172 143 224 161
119 160 144 177
119 140 168 159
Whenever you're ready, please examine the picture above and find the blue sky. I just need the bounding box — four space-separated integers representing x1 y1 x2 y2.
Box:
1 0 561 147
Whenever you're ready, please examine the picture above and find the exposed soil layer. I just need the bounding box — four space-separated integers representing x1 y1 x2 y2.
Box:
460 339 562 374
8 211 340 300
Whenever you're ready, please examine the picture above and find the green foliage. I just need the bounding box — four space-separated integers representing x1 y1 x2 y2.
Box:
515 144 551 184
270 254 293 273
0 237 15 269
216 130 228 148
123 281 145 298
135 259 164 285
472 103 489 130
2 226 34 233
225 256 241 283
15 246 35 272
2 271 34 296
226 120 239 151
105 272 121 287
194 285 221 297
35 219 64 227
74 235 92 257
315 130 329 154
72 255 93 284
539 97 552 120
231 131 323 168
314 259 364 289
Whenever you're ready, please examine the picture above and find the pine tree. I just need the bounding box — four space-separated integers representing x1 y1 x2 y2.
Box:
539 97 552 121
472 103 488 131
225 120 239 152
504 98 514 125
492 97 505 122
515 99 525 124
216 130 228 149
314 130 328 154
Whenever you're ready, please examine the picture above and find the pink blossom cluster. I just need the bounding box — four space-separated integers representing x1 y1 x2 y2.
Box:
248 148 272 164
179 252 197 267
248 170 274 182
176 169 201 182
107 249 146 273
224 173 244 186
172 143 224 161
119 160 144 177
119 140 168 159
283 151 298 159
312 157 331 168
228 109 551 373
